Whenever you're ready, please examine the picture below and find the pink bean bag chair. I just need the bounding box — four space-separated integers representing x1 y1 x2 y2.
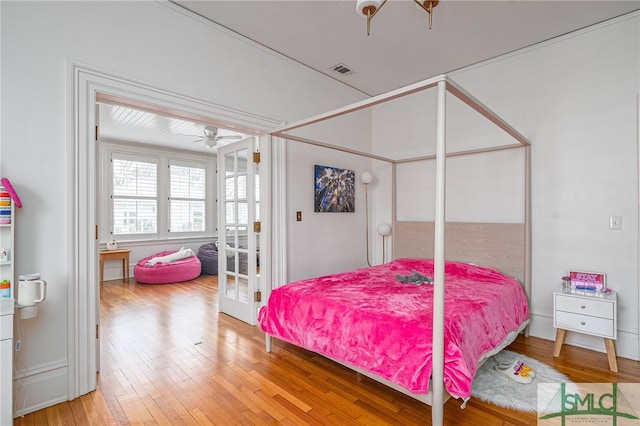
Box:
134 250 201 284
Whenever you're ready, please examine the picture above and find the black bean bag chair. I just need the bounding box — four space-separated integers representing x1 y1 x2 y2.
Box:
197 241 250 276
196 242 219 275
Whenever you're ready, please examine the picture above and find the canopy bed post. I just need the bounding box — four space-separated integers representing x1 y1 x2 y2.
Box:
524 144 532 335
432 79 447 426
391 162 397 255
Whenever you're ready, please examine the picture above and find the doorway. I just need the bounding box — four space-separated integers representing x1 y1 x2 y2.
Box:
70 64 280 400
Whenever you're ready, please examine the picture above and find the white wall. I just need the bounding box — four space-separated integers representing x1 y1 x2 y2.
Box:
371 13 640 359
285 142 373 282
394 149 525 223
282 103 376 282
0 1 367 415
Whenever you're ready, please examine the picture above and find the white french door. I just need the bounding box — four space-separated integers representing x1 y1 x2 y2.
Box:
217 137 260 325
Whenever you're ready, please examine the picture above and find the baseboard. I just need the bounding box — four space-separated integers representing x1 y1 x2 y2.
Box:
529 313 639 361
13 361 68 417
102 265 132 282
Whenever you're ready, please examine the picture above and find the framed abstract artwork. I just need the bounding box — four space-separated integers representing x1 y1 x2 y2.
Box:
314 165 355 213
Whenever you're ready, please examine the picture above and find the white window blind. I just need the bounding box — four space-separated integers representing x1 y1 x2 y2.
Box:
112 155 158 235
169 161 206 233
103 143 214 242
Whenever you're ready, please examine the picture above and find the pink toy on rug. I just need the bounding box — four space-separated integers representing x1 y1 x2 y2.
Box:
134 250 201 284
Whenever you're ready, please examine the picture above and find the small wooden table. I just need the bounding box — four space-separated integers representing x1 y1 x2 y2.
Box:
100 249 131 284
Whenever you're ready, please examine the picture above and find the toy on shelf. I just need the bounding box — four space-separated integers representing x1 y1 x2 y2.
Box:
0 280 10 298
0 177 22 208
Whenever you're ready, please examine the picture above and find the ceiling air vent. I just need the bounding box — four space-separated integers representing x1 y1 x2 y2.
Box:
330 63 353 76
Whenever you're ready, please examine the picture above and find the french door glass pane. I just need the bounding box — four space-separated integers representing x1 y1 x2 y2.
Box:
237 151 247 174
225 153 235 175
225 202 236 224
237 202 248 225
238 175 247 199
238 277 249 302
225 225 236 244
224 273 236 298
225 177 235 199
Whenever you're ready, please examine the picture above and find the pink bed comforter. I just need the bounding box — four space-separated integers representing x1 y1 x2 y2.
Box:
257 258 529 399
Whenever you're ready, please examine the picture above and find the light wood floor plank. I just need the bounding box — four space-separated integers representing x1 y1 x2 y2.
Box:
247 369 312 412
13 275 640 425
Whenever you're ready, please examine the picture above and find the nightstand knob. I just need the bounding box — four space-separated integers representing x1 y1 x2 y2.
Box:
580 305 586 309
581 321 586 326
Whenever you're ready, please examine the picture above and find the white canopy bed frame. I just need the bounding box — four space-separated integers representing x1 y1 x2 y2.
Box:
267 74 531 426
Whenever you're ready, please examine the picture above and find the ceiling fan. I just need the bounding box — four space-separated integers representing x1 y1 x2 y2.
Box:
179 125 243 148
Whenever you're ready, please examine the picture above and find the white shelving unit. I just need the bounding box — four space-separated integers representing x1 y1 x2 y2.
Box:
0 197 15 424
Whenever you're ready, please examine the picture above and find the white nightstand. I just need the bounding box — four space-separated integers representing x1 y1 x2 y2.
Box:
553 288 618 372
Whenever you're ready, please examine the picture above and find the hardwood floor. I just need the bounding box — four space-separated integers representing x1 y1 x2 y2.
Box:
14 276 639 425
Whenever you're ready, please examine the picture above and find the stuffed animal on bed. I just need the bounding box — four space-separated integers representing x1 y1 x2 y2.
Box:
395 270 433 285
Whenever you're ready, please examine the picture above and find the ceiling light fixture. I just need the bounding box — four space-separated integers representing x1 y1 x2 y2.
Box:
355 0 439 36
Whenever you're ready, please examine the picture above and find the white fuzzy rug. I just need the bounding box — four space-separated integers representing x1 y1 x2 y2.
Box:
471 350 570 412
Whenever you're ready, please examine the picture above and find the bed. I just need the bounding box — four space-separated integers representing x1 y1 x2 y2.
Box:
267 74 532 425
258 257 529 401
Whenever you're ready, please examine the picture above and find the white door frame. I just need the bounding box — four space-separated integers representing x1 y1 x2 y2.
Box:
68 63 281 398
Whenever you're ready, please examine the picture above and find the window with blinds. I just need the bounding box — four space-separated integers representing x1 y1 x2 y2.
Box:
112 155 158 236
104 145 214 242
169 161 206 233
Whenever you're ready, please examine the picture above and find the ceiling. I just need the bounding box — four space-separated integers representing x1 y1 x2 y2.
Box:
172 0 639 96
100 0 639 151
98 102 249 154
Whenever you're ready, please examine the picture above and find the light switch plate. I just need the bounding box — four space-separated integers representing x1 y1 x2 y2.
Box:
609 215 622 230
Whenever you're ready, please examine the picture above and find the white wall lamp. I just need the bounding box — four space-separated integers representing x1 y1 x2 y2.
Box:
360 171 374 266
355 0 439 36
377 223 392 264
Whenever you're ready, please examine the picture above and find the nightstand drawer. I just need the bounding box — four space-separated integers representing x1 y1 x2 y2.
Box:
554 311 614 338
555 294 614 319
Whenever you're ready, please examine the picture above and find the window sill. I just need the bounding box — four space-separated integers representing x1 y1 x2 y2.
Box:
100 235 217 250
